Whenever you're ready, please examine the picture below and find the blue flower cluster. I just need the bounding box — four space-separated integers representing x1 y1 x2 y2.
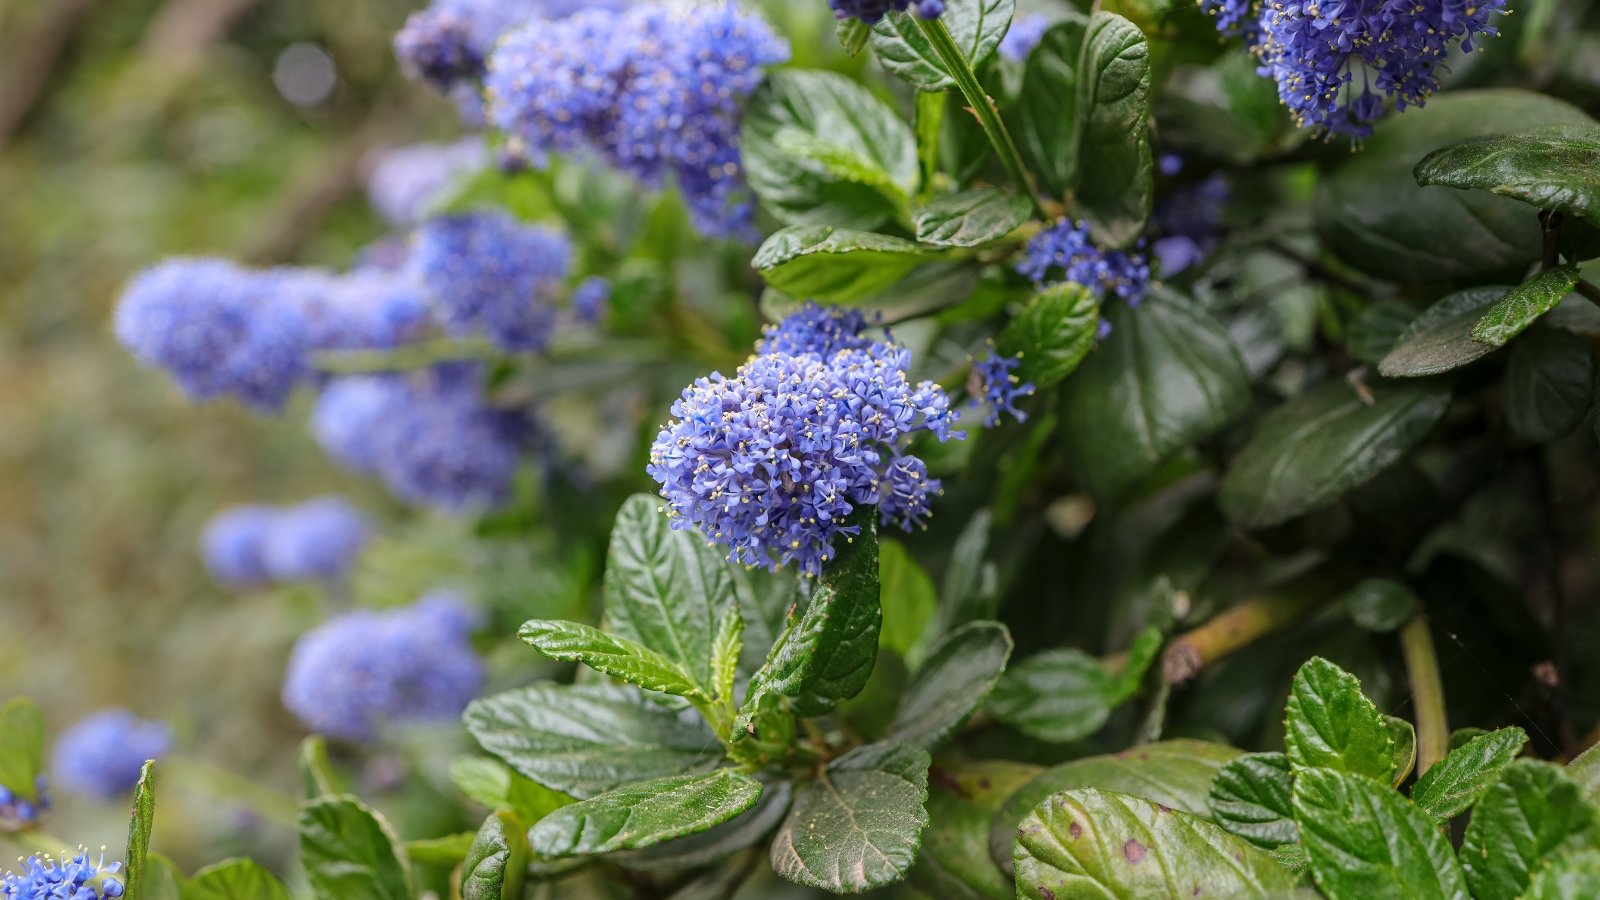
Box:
753 303 873 358
1152 172 1229 276
410 212 570 352
1017 219 1151 304
52 710 172 801
969 349 1035 427
202 497 371 587
282 594 485 742
2 850 123 900
0 778 49 828
366 137 486 227
485 4 790 239
999 13 1050 61
313 366 530 511
650 308 960 575
394 0 626 92
828 0 946 25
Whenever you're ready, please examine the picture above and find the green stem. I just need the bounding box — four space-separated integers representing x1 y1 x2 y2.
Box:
1157 588 1326 684
913 17 1042 215
162 757 299 827
1400 612 1449 775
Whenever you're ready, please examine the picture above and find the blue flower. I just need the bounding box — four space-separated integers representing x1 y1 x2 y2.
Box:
827 0 946 24
999 13 1050 61
312 375 410 474
1017 219 1151 305
649 341 960 576
1152 172 1229 276
282 596 485 742
754 303 874 359
201 505 280 587
969 349 1035 427
572 277 611 324
1199 0 1261 40
2 849 124 900
410 212 570 352
52 711 171 801
262 497 372 583
366 138 486 226
0 778 50 830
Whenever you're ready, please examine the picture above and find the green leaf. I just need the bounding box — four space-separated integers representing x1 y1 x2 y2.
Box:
773 127 913 212
1414 123 1600 228
1282 657 1395 783
1208 753 1297 850
887 621 1012 749
1015 19 1088 197
461 811 528 900
1013 788 1296 899
0 698 43 802
1072 12 1153 247
1293 768 1467 900
1058 288 1250 500
450 756 512 810
528 770 763 858
1473 264 1582 348
837 17 871 56
507 773 576 825
518 619 702 698
1316 90 1594 283
1505 327 1594 442
752 226 944 303
463 683 718 799
298 795 413 900
997 283 1101 390
743 70 918 229
1346 301 1419 367
868 0 1016 92
1568 740 1600 807
988 649 1116 742
1526 849 1600 899
123 761 157 900
187 859 289 900
1411 727 1529 824
1342 579 1416 633
771 742 932 892
1387 716 1418 788
913 761 1041 900
710 606 743 706
296 735 340 800
405 833 476 865
137 854 185 900
879 539 938 663
1461 760 1600 900
792 508 881 715
1379 287 1511 377
935 509 996 635
913 189 1032 247
604 494 738 695
612 780 794 872
732 565 808 680
1219 381 1451 528
1108 627 1163 704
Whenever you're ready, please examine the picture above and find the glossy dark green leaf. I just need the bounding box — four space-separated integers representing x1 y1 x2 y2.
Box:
792 508 880 715
1293 768 1466 900
463 683 717 799
1014 788 1295 899
771 742 931 892
1462 760 1600 900
1154 52 1290 166
0 698 43 803
1219 381 1451 528
887 621 1012 748
1411 727 1528 824
913 189 1032 247
912 761 1041 900
1526 849 1600 899
1414 124 1600 228
1208 753 1297 849
1473 264 1582 348
614 781 793 872
868 0 1016 91
461 811 528 900
753 226 944 303
1379 287 1510 377
1282 657 1395 783
988 648 1115 742
1342 579 1416 633
297 735 340 800
1505 327 1594 442
1072 13 1152 247
1059 288 1250 500
187 859 289 900
519 619 702 698
529 770 762 858
123 761 157 900
879 538 937 663
1015 19 1088 196
1316 90 1593 283
605 494 737 695
997 283 1101 390
743 70 918 229
935 509 996 634
298 795 413 900
1347 301 1419 368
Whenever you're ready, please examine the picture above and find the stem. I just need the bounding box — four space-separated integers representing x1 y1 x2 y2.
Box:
1160 589 1325 684
162 757 299 827
1540 209 1563 272
1575 279 1600 307
914 17 1042 215
1400 612 1449 775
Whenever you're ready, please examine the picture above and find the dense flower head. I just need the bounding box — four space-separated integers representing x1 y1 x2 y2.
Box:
2 849 123 900
410 212 570 352
827 0 945 24
201 505 280 586
0 778 49 829
572 276 611 324
261 497 372 583
999 13 1050 61
1152 172 1230 276
485 3 790 239
52 711 171 801
393 9 483 90
281 595 485 741
1017 219 1151 304
366 138 486 226
1200 0 1261 41
969 349 1035 427
649 341 960 576
753 303 874 359
292 270 431 351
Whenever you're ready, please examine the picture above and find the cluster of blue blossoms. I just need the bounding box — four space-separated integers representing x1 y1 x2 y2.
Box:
393 0 623 92
828 0 945 24
412 212 570 352
485 4 790 239
202 497 371 587
0 778 48 828
2 850 123 900
52 710 172 801
1204 0 1507 138
969 349 1036 427
1017 219 1151 305
282 592 484 742
650 305 960 576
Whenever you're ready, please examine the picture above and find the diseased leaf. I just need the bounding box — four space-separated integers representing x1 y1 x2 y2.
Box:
753 226 945 303
298 795 413 900
1414 124 1600 228
1473 264 1582 348
1293 768 1467 900
912 761 1041 900
914 189 1032 247
1013 788 1296 899
869 0 1016 91
988 648 1115 743
613 781 793 872
0 698 43 803
461 811 528 900
1411 727 1528 823
1460 760 1600 900
187 859 290 900
997 283 1101 390
529 770 763 858
1282 657 1395 783
887 621 1013 749
1072 12 1154 247
518 619 702 698
1015 18 1088 196
1505 327 1594 442
124 761 157 900
1379 287 1510 377
1208 753 1297 849
771 742 932 893
463 683 718 799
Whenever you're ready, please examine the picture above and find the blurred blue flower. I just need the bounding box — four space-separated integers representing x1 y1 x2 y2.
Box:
366 137 487 227
201 505 280 587
827 0 945 24
312 375 410 474
261 497 372 583
754 303 874 359
1016 219 1150 305
1152 172 1229 276
0 778 49 830
999 13 1049 61
968 349 1035 427
53 711 171 801
571 277 611 324
282 596 485 742
2 849 123 900
411 212 570 352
